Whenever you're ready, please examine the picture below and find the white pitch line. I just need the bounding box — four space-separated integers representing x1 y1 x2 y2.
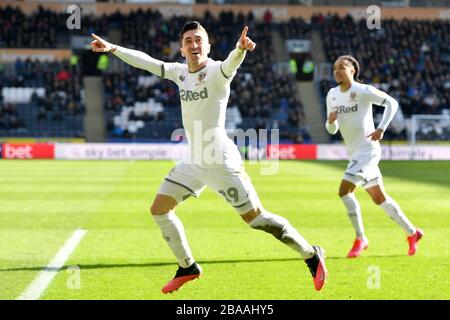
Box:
17 229 87 300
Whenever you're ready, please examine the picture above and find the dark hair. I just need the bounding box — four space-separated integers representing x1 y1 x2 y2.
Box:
337 55 361 82
179 21 208 44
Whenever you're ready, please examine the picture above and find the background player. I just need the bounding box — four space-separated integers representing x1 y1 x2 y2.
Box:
91 21 327 293
325 55 424 258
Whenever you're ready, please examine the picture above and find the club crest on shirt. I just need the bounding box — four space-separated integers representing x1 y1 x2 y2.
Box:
196 72 206 86
350 92 357 101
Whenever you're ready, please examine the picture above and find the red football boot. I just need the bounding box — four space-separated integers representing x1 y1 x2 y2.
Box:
347 237 369 258
305 246 328 291
161 263 202 294
407 228 424 256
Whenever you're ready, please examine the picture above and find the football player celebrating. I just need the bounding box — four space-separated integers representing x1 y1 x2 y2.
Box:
91 22 327 293
326 55 423 258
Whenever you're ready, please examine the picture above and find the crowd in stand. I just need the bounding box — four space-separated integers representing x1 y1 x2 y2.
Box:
0 102 25 131
279 17 312 39
0 5 110 48
0 58 85 137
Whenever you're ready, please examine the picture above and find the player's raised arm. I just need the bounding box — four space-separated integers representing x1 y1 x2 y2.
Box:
90 33 165 78
221 26 256 78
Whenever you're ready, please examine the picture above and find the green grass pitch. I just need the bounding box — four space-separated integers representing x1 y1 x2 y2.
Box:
0 160 449 300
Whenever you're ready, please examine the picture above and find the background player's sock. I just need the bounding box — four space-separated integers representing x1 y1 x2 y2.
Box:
153 211 194 268
249 210 315 259
379 197 416 236
341 193 365 239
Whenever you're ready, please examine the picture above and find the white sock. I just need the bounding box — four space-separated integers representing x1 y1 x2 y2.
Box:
341 193 366 239
379 197 416 236
153 211 194 268
249 210 315 259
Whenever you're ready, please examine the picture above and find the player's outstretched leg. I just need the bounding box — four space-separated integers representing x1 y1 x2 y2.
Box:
248 209 328 291
152 194 200 294
161 262 202 294
339 180 369 258
153 210 199 293
380 198 424 256
366 185 423 256
341 193 369 258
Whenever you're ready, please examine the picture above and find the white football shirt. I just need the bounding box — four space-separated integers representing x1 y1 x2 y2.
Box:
325 82 398 157
163 58 242 168
114 46 247 168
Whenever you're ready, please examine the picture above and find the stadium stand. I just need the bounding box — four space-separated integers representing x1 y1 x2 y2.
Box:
0 58 85 138
0 5 109 49
0 3 448 143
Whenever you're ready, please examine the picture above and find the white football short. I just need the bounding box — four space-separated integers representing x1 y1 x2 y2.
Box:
343 151 382 189
157 162 261 214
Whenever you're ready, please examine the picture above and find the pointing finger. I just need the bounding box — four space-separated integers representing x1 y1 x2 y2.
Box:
240 26 248 40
